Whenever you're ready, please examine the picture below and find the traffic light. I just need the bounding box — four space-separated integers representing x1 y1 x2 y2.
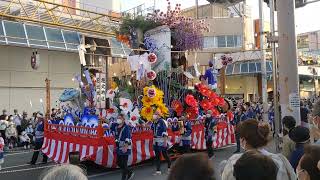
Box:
264 0 307 9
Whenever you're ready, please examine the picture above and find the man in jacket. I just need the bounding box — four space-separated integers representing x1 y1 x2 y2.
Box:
180 116 192 154
204 110 217 158
112 114 134 180
29 116 48 165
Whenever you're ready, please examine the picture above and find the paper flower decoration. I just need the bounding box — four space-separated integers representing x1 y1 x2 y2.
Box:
200 99 212 111
148 53 157 64
106 89 116 100
146 70 157 80
185 94 198 107
141 85 169 121
147 87 156 98
140 106 154 121
171 100 183 116
185 107 199 120
119 98 133 114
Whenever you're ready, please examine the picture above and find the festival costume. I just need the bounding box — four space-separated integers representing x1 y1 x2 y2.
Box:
180 120 192 153
204 116 217 158
30 121 48 164
113 123 133 180
204 67 218 90
152 118 171 172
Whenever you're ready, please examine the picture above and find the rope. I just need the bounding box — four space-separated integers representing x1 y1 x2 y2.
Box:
0 164 59 174
4 149 40 157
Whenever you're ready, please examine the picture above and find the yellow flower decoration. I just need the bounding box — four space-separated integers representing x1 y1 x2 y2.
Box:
157 104 169 117
141 96 153 107
141 106 154 121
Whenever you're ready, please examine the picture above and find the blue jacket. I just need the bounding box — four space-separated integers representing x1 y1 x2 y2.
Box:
204 68 218 86
204 117 217 141
112 124 132 156
181 121 192 146
152 119 168 151
232 113 247 126
246 107 256 119
35 122 44 143
290 144 305 171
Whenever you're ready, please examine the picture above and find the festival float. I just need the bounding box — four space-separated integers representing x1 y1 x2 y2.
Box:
42 1 236 167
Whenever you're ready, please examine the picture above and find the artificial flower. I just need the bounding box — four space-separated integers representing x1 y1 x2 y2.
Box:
157 104 169 117
185 106 199 120
119 98 133 113
141 96 153 107
200 99 212 111
141 106 154 121
171 100 183 116
185 94 198 107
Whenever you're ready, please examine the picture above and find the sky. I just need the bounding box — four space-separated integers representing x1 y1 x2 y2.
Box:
120 0 320 34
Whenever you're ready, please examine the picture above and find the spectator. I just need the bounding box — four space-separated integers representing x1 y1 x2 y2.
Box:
0 116 8 144
296 145 320 180
311 100 320 144
168 153 215 180
13 109 22 135
41 164 87 180
221 119 296 180
29 115 48 165
19 131 31 149
300 102 310 128
0 133 4 170
281 116 296 159
233 150 278 180
21 111 29 131
30 112 38 128
25 123 34 144
5 117 18 149
0 109 8 121
289 126 310 170
232 105 247 153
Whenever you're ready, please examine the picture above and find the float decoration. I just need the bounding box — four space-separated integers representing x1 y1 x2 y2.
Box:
141 85 169 121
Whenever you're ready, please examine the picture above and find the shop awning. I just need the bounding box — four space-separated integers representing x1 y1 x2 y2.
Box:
109 37 132 58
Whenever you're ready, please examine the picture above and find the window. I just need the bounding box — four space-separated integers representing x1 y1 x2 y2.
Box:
0 22 5 43
226 64 234 75
45 27 65 49
240 63 249 73
62 30 80 50
256 62 261 72
217 36 226 47
3 21 27 44
249 63 257 73
233 63 241 74
203 36 215 48
226 35 235 47
266 61 272 72
25 25 47 47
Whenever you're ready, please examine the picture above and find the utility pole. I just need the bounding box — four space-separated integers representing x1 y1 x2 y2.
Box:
195 0 199 19
277 0 301 124
269 0 281 153
259 0 268 122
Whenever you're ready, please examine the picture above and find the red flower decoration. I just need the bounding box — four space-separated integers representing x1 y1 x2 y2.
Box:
171 100 183 116
200 99 212 111
217 97 225 106
210 108 220 117
185 107 199 120
146 70 157 80
131 116 137 121
185 94 198 107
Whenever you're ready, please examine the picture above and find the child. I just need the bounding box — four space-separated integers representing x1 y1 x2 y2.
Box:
25 123 34 144
19 131 31 149
0 134 4 170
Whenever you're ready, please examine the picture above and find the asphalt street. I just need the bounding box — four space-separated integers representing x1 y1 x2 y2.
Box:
0 143 275 180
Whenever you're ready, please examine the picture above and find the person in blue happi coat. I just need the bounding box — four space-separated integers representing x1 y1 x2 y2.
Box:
204 110 217 159
245 102 256 119
180 116 192 154
152 110 171 176
232 105 248 153
112 114 134 180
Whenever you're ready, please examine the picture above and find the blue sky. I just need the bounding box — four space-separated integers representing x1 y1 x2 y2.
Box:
120 0 320 34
